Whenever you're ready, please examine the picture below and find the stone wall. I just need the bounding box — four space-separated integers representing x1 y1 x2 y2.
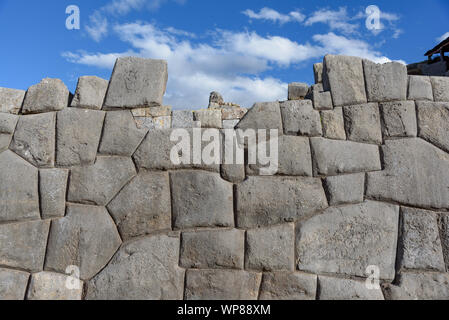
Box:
1 55 449 300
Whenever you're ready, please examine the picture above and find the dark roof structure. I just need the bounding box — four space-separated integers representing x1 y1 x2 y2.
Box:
425 36 449 57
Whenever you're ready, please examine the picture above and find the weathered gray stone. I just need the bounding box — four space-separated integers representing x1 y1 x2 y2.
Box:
39 168 69 219
56 108 105 166
236 102 283 133
132 106 171 117
363 60 408 102
222 119 240 129
408 76 433 101
220 106 247 120
297 201 399 280
134 116 171 130
324 173 365 206
440 214 449 270
209 91 224 107
103 57 168 109
0 134 11 151
0 113 18 133
236 176 328 228
0 268 29 300
180 229 245 269
221 164 245 183
10 112 56 167
71 76 108 110
0 220 50 272
0 88 25 114
45 204 121 280
399 207 445 271
86 233 184 300
314 63 323 84
0 150 39 223
431 76 449 102
380 101 417 137
22 78 69 114
280 100 322 136
343 103 382 144
367 138 449 209
246 223 295 271
259 272 317 300
171 110 197 128
313 90 333 111
99 110 147 156
318 276 384 300
194 109 222 128
185 269 261 300
320 107 346 140
310 138 381 176
68 156 136 206
171 171 234 229
323 55 367 107
288 83 309 100
107 171 171 240
385 272 449 300
417 101 449 152
27 272 83 300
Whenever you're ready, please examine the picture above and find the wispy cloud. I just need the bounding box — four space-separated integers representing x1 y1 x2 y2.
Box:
242 7 305 24
305 7 358 35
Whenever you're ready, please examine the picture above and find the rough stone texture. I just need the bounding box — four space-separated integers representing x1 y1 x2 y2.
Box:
343 103 382 144
280 100 322 136
71 76 109 110
107 171 171 240
313 63 323 84
288 82 309 100
385 272 449 300
171 171 234 229
323 55 367 107
171 110 197 128
408 76 433 101
366 138 449 209
0 134 12 151
324 173 365 206
68 156 136 206
132 106 172 117
22 78 69 114
245 223 295 271
0 150 39 223
222 119 240 129
10 112 56 167
296 201 399 280
86 233 184 300
236 102 283 133
0 113 18 133
220 164 245 183
259 272 317 300
45 204 122 280
313 91 333 111
27 272 83 300
0 220 50 272
399 207 445 271
135 116 171 130
363 60 408 102
0 268 29 300
441 214 449 271
310 138 381 176
220 106 247 120
431 76 449 102
236 176 328 228
320 107 346 140
185 269 261 300
417 101 449 153
56 108 105 167
318 276 384 300
99 110 147 156
0 87 25 114
194 109 222 128
380 101 417 138
39 168 69 219
180 229 245 269
103 57 168 109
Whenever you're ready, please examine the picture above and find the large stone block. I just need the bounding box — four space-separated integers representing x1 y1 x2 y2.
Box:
324 173 365 206
236 102 283 132
288 82 309 100
313 63 323 84
431 76 449 102
385 272 449 300
380 101 417 137
71 76 109 110
313 90 333 111
171 110 197 128
363 60 407 102
194 109 222 128
343 103 382 144
220 164 245 183
0 268 29 300
27 272 83 300
236 176 328 228
86 233 184 300
417 101 449 153
0 87 25 114
408 76 433 101
318 276 384 300
22 78 69 114
45 204 122 280
320 107 346 140
259 272 317 300
296 201 399 280
134 115 171 130
220 106 247 120
0 113 18 152
39 168 69 219
280 100 322 136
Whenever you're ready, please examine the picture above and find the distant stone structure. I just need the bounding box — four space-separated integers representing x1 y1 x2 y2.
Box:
408 36 449 76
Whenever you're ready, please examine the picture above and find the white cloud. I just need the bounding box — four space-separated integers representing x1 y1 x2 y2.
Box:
305 7 358 35
437 32 449 42
242 7 305 24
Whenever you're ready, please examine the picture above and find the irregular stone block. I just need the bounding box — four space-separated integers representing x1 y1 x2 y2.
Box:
180 229 245 269
107 171 171 240
236 102 283 133
399 207 445 271
288 82 309 100
324 173 365 206
171 171 234 229
313 63 323 84
318 276 384 300
0 268 29 300
10 112 56 167
259 272 317 300
45 204 122 280
380 101 417 137
86 233 184 300
245 223 295 271
0 134 12 152
385 272 449 300
71 76 109 110
68 156 136 206
0 150 39 223
431 76 449 102
280 100 322 136
194 109 222 128
236 176 328 228
103 57 168 109
132 106 172 117
27 272 83 300
0 113 18 133
39 168 69 219
343 103 382 144
323 55 367 107
171 110 196 128
310 138 381 176
408 76 433 101
0 220 50 272
313 91 333 111
363 60 408 102
56 108 105 167
99 110 147 156
0 87 25 114
222 119 240 129
417 101 449 152
221 106 247 120
320 107 346 140
22 78 69 114
297 201 399 280
185 269 261 300
220 164 245 183
367 138 449 209
440 214 449 270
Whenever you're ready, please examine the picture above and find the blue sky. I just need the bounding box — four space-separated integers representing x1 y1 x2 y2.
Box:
0 0 448 109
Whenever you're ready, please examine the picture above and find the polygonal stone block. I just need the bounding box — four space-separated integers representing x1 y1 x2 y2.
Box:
431 76 449 102
22 78 69 114
194 109 222 128
320 107 346 140
39 168 69 219
318 276 384 300
0 87 25 114
171 110 196 128
380 101 417 138
236 102 283 133
408 76 433 101
71 76 109 110
313 90 333 111
417 101 449 153
27 272 83 300
259 272 317 300
343 103 382 144
280 100 322 136
0 268 29 300
324 173 365 206
385 272 449 300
